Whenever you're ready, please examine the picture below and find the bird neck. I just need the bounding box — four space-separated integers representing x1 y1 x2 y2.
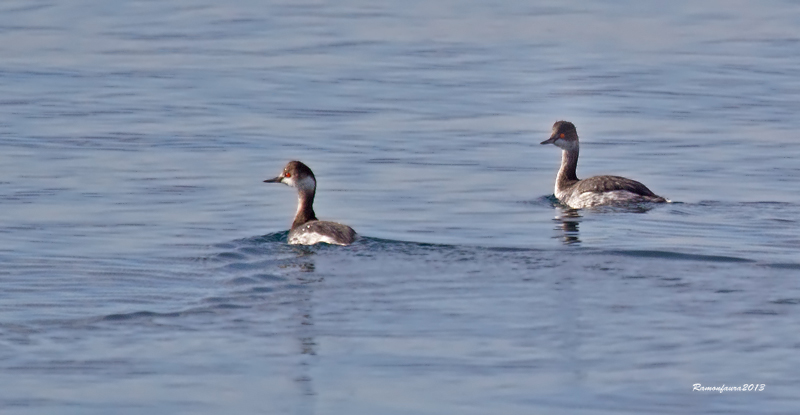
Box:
292 190 317 229
557 147 580 189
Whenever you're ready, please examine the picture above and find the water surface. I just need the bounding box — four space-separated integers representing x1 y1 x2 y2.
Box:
1 0 799 413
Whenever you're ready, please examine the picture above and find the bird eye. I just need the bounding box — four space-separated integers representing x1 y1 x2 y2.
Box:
285 172 291 178
559 133 565 138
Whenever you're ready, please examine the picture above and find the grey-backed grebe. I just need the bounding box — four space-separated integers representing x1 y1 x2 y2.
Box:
541 121 667 209
264 161 357 245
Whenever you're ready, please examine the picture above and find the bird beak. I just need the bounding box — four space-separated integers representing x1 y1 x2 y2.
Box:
540 135 557 145
263 176 282 183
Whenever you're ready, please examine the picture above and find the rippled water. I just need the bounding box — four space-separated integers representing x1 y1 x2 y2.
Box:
2 0 800 413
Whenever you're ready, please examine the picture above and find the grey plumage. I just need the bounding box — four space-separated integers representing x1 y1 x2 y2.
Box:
289 220 357 245
568 175 664 199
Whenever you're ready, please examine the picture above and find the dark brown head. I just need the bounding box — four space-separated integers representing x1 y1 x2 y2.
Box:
264 160 317 193
540 120 579 150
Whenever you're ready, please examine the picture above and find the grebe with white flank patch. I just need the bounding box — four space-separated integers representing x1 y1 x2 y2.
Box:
541 121 667 209
264 161 356 245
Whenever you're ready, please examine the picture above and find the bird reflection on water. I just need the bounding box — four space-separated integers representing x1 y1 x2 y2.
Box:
551 202 662 245
289 249 319 415
554 208 582 245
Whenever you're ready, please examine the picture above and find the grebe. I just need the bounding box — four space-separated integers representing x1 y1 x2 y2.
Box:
541 121 667 209
264 161 357 245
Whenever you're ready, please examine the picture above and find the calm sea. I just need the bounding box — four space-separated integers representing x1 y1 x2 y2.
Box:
1 0 799 414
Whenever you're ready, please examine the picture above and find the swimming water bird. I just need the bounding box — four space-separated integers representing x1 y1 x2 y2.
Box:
540 121 667 209
264 161 357 245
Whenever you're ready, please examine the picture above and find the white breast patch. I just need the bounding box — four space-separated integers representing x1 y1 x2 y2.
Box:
288 229 345 246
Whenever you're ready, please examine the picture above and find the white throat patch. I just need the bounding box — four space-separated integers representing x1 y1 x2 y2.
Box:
283 174 316 193
554 138 578 151
292 176 316 192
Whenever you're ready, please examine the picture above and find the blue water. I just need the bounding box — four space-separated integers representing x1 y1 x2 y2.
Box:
1 0 800 413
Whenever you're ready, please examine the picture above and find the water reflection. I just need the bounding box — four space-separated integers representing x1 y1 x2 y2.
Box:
224 236 321 414
554 208 582 245
292 252 318 415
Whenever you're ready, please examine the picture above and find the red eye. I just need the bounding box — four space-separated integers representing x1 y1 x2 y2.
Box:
559 133 565 138
285 172 291 178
